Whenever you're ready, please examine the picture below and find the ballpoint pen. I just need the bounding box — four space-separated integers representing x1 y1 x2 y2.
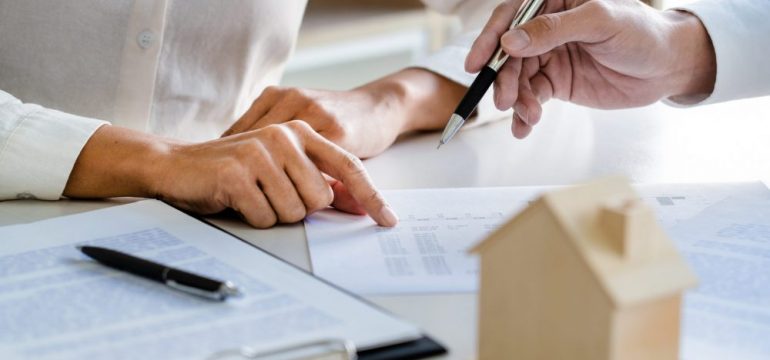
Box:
438 0 546 148
78 245 242 301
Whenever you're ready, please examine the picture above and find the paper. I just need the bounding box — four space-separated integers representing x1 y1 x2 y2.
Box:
0 200 420 359
668 192 770 360
306 186 541 294
305 182 770 295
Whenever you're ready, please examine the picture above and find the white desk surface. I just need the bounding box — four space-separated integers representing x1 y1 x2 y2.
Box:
2 98 769 359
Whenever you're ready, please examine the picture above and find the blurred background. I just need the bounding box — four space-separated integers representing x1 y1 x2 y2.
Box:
281 0 700 90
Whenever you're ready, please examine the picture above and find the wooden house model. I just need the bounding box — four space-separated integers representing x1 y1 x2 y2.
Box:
470 177 697 360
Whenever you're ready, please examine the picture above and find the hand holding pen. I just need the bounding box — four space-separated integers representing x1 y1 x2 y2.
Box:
459 0 716 140
439 0 546 147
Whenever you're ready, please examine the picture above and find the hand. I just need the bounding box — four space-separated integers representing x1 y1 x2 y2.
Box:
64 123 398 228
222 68 467 158
466 0 717 139
222 86 405 159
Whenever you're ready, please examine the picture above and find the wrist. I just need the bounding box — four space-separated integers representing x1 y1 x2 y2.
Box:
355 74 412 135
664 10 716 102
64 126 177 199
358 68 466 134
138 137 180 199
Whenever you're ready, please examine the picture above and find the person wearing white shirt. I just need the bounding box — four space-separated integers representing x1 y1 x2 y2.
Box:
0 0 504 228
459 0 770 137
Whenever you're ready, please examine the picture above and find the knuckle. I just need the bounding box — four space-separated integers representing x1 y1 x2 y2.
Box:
261 85 282 97
305 101 333 120
341 153 365 175
235 139 263 160
536 14 560 34
587 0 612 19
285 87 306 100
284 119 312 133
365 189 384 207
322 119 349 142
493 1 514 18
262 124 292 144
259 123 281 137
280 205 307 224
306 188 334 213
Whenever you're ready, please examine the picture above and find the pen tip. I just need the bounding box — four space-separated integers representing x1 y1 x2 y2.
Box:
437 142 443 150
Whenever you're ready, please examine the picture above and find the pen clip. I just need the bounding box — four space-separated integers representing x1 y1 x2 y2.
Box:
166 279 231 301
486 0 546 71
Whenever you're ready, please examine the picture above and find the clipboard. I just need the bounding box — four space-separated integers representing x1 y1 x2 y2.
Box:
206 336 446 360
0 200 447 360
198 214 448 360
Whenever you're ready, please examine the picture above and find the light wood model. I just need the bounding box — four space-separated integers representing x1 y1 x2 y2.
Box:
470 177 697 360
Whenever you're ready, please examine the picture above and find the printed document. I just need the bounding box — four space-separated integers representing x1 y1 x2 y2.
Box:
669 192 770 360
305 183 770 294
306 182 770 359
0 200 420 359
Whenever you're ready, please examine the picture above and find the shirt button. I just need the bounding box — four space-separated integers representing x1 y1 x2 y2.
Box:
137 30 155 49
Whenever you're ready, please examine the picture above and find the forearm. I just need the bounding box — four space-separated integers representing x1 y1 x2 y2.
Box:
357 68 467 134
63 125 172 199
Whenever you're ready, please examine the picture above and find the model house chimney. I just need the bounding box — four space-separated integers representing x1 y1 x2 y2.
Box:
599 198 658 261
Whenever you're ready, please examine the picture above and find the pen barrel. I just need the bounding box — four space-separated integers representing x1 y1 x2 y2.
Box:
454 66 498 119
164 268 223 292
486 0 545 71
81 246 166 281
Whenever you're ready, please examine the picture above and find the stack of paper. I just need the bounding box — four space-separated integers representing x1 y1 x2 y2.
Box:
0 201 423 359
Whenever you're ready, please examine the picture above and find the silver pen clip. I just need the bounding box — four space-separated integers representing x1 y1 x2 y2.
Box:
165 279 242 301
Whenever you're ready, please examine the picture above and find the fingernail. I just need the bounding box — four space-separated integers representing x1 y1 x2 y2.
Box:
381 205 399 227
502 29 530 52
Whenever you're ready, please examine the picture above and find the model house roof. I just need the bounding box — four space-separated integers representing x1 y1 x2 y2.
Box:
471 177 697 307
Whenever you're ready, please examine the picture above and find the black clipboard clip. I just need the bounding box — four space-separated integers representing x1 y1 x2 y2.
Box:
206 338 356 360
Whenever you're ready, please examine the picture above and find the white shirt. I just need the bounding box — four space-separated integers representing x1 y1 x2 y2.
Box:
3 0 767 201
0 0 307 200
674 0 770 105
0 0 502 201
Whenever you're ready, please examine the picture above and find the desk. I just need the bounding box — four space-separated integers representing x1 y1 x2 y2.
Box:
2 98 769 359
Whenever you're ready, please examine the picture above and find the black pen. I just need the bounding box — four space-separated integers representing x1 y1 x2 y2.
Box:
438 0 546 148
78 245 242 301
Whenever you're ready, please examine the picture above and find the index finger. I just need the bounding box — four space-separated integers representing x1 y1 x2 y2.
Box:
294 122 398 227
465 0 524 73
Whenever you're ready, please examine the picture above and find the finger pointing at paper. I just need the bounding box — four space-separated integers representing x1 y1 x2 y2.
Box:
66 121 398 229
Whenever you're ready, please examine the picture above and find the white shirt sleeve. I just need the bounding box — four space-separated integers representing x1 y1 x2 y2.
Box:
670 0 770 106
0 90 107 200
413 0 512 126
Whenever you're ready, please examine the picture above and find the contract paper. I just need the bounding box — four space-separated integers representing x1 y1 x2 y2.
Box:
0 200 420 359
670 193 770 360
305 182 770 295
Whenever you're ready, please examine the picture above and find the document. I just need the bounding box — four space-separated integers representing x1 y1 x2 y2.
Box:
305 182 770 295
0 200 421 359
669 193 770 360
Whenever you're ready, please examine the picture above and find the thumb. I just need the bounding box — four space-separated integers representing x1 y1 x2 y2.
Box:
500 2 613 58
